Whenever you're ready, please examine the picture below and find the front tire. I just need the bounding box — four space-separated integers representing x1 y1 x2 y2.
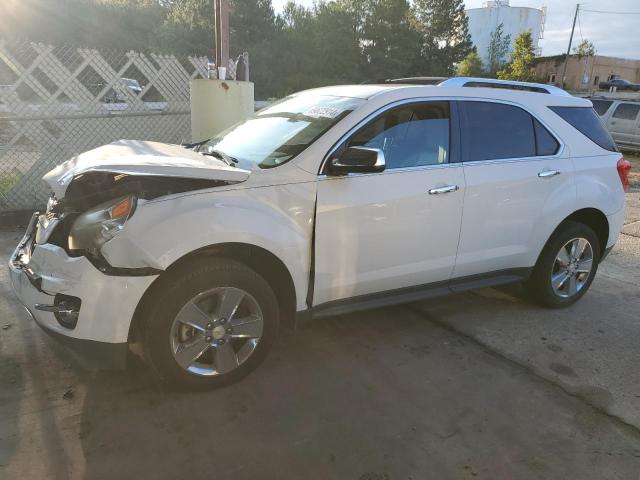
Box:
526 221 600 308
141 258 279 390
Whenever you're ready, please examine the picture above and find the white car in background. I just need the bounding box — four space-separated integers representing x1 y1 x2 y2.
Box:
9 77 631 389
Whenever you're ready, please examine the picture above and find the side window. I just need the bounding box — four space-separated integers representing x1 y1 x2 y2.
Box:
347 101 450 169
591 99 613 116
462 101 536 161
612 103 640 121
533 119 560 156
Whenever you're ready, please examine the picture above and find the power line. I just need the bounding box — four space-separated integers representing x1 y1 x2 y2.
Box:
580 9 640 15
577 10 584 42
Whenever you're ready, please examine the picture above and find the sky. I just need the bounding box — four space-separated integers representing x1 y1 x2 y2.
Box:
270 0 640 60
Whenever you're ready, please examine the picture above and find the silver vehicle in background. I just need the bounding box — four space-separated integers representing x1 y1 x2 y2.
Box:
591 97 640 152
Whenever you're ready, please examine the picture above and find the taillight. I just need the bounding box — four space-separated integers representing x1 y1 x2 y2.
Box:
617 157 632 192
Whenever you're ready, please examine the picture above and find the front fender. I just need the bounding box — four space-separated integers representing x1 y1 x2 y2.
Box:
101 183 317 310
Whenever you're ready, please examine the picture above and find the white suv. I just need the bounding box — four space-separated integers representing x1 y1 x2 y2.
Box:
9 77 631 389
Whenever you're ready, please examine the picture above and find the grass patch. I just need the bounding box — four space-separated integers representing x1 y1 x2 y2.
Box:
0 172 19 194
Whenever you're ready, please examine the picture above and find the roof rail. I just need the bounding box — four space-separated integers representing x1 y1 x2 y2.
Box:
363 77 447 85
439 77 571 96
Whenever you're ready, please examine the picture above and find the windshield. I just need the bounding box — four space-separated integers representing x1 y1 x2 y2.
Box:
198 94 364 168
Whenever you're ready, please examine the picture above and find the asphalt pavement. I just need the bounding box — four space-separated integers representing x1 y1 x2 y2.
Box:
1 192 639 480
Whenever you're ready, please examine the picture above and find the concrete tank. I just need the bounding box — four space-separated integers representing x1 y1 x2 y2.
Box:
467 1 545 67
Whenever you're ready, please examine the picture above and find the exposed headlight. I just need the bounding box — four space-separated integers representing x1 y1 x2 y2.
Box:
68 195 136 253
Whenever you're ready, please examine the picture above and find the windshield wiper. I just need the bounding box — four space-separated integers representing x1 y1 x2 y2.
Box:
182 138 210 149
200 149 239 167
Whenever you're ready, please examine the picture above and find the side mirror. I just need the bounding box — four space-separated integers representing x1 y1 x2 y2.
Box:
328 146 386 175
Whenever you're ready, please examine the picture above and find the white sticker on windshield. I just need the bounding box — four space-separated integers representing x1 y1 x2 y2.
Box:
303 106 342 119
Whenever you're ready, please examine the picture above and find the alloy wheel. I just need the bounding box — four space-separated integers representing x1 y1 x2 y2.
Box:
169 287 264 376
550 237 594 299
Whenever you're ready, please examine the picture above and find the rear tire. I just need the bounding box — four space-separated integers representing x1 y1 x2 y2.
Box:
140 258 279 390
526 221 600 308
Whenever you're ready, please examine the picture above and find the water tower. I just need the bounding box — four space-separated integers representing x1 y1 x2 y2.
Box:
467 1 546 67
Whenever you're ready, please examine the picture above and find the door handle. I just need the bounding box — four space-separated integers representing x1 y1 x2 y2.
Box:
428 185 459 195
538 170 560 178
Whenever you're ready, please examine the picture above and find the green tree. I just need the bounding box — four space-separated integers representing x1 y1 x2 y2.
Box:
271 2 317 94
314 1 365 83
487 22 511 76
228 0 281 97
271 0 365 96
573 39 595 58
457 49 484 77
230 0 278 51
0 0 168 51
161 0 215 55
412 0 473 76
361 0 420 80
166 0 211 29
497 30 536 81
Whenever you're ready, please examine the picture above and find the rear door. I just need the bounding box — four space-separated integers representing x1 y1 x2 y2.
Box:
454 100 575 279
607 102 640 149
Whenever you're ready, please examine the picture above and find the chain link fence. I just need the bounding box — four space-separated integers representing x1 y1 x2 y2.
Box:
0 40 243 210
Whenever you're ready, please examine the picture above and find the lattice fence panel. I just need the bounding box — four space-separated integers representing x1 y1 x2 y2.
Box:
0 40 216 209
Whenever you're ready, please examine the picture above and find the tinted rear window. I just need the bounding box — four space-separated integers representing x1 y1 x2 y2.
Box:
548 106 618 152
462 102 558 160
462 102 536 160
612 103 640 120
591 99 613 116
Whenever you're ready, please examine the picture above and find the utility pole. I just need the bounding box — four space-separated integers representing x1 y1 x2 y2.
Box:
560 3 579 89
214 0 230 74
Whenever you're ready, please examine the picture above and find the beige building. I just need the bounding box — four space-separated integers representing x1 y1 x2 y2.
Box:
534 55 640 91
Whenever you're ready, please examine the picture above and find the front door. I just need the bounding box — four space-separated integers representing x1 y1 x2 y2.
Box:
313 101 465 306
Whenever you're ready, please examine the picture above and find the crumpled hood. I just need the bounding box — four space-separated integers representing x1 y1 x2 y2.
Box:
43 139 250 198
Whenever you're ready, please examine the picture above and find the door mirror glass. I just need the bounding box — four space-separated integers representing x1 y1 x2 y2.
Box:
328 147 385 175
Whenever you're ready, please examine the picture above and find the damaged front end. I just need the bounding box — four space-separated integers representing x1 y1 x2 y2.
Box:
43 172 232 273
8 140 252 367
34 139 251 272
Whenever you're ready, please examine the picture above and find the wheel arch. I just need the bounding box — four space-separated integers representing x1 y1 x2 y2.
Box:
562 208 609 258
128 242 298 350
542 208 609 261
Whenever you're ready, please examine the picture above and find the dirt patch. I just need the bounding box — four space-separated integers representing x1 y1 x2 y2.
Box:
626 152 640 190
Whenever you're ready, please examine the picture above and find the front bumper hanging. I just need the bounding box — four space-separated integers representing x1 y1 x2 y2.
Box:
9 211 158 369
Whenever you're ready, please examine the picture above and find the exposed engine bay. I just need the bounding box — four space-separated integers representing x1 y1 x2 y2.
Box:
27 139 251 273
44 172 229 260
58 171 230 212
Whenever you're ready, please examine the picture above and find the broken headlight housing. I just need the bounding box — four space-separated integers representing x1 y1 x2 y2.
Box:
68 195 136 254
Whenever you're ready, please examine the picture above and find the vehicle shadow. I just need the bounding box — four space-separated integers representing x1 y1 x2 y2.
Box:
76 297 640 480
77 309 473 480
